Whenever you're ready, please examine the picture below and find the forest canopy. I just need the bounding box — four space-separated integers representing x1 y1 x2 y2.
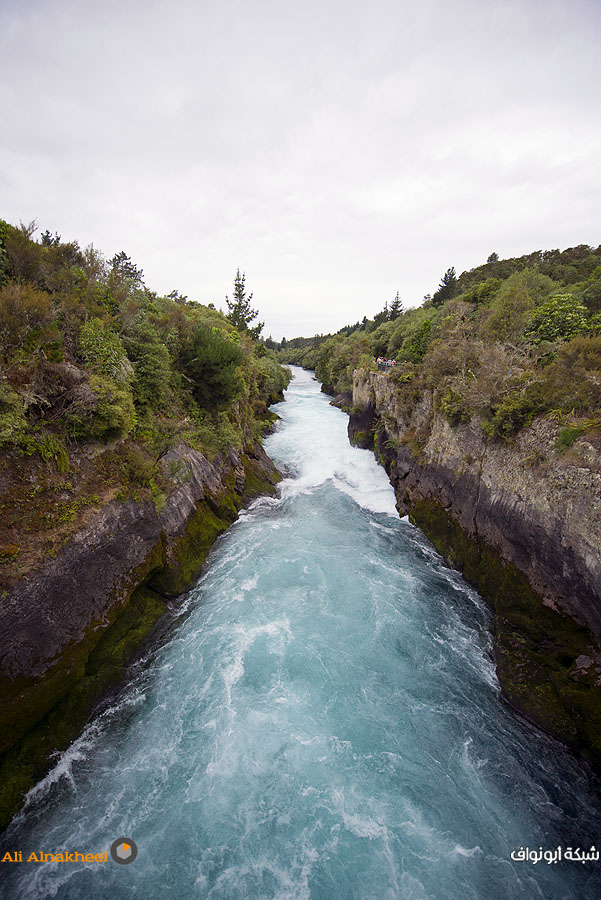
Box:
0 218 290 461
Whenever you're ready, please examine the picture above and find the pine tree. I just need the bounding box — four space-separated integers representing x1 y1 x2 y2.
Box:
389 291 404 319
432 267 458 307
225 268 264 338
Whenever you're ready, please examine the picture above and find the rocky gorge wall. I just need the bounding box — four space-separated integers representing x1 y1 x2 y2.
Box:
348 369 601 771
0 438 280 829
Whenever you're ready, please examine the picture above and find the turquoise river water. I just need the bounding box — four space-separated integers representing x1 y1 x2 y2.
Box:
1 367 600 899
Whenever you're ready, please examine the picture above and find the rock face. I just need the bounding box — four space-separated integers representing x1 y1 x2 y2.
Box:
349 369 601 767
1 501 162 687
328 391 353 412
0 440 280 828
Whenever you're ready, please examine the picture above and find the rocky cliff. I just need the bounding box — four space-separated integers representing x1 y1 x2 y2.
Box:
0 439 280 828
348 369 601 769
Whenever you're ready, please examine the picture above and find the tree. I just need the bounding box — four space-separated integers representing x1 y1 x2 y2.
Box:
404 319 433 363
78 318 132 383
225 268 263 338
4 221 43 284
123 314 172 409
167 289 188 304
82 244 107 287
389 292 404 319
483 276 534 342
108 251 144 305
543 334 601 413
182 324 244 409
41 230 61 247
432 267 458 307
487 252 499 264
109 251 144 287
0 281 53 362
526 294 588 344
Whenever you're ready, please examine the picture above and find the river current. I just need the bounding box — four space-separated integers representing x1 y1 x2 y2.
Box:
1 367 600 899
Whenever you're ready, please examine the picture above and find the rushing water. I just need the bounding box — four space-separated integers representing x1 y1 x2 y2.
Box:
2 367 601 900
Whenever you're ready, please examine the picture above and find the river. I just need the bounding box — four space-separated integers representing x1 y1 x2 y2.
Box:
1 366 600 899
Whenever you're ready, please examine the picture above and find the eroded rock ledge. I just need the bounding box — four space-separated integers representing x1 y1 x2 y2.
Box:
348 369 601 770
0 440 280 828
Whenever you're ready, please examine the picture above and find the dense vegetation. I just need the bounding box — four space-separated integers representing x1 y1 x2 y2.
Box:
279 244 601 440
0 218 289 587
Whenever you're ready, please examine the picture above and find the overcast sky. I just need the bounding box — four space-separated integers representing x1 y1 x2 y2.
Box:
1 0 600 339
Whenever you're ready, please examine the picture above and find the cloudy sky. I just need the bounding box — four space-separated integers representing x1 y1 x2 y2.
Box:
1 0 600 339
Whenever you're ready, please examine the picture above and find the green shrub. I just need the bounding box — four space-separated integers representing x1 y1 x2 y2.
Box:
66 374 136 441
576 272 601 313
402 319 433 363
555 421 600 451
526 294 588 344
482 387 541 439
389 364 415 384
0 383 28 445
0 281 54 362
123 315 172 409
37 433 69 473
370 320 395 357
556 426 583 450
437 388 472 425
482 275 534 342
150 480 167 513
185 404 242 458
167 459 192 484
252 354 291 401
541 335 601 414
357 353 376 371
124 447 155 485
79 318 131 383
182 325 244 409
460 277 502 305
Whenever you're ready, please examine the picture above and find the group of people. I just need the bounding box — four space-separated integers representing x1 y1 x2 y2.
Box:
373 357 397 371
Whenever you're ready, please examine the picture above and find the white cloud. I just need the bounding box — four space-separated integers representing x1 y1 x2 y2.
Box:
1 0 600 339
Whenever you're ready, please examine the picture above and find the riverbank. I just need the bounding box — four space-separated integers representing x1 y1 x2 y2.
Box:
3 366 600 900
344 369 601 771
0 435 281 830
0 218 294 829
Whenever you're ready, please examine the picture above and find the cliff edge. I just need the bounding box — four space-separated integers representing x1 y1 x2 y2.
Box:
0 438 280 829
349 369 601 769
